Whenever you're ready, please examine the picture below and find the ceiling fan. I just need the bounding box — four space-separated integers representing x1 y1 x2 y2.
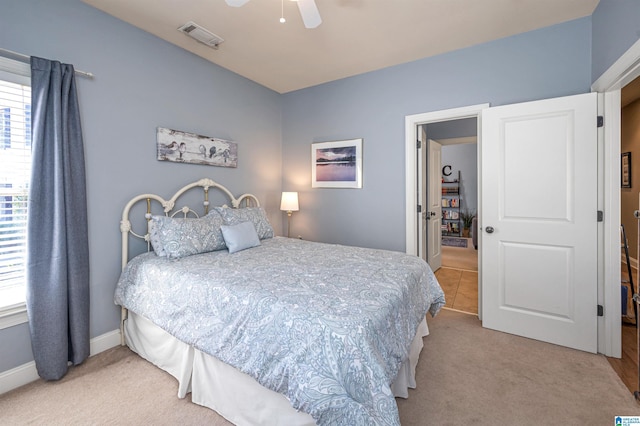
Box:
225 0 322 29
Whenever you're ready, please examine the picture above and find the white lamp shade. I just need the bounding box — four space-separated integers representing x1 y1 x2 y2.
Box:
280 192 299 212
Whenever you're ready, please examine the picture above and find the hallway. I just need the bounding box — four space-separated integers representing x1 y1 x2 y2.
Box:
435 244 478 314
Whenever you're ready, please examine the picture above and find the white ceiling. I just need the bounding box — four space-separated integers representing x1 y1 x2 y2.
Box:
81 0 600 94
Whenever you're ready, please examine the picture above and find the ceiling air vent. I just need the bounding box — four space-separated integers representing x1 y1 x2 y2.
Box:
178 21 224 49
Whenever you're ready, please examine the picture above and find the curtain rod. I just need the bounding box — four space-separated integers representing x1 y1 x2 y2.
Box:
0 48 94 79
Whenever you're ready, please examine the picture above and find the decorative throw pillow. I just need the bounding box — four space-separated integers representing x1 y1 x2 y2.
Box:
221 221 261 254
213 206 274 240
149 211 226 258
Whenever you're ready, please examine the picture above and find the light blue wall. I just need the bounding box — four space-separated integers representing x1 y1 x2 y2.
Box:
282 17 592 251
592 0 640 83
0 0 282 373
441 144 478 215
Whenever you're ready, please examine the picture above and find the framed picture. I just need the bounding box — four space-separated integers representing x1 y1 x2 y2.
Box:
311 139 363 188
622 151 631 188
157 127 237 168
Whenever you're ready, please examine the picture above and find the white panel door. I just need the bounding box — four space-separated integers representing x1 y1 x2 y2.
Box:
427 139 443 270
481 92 598 353
418 126 427 261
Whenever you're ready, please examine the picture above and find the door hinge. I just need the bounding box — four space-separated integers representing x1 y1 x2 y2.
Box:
417 204 422 213
416 139 422 149
597 304 604 316
597 116 604 128
597 210 603 222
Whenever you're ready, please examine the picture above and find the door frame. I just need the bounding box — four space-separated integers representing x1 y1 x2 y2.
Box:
591 38 640 357
405 103 488 317
405 103 488 256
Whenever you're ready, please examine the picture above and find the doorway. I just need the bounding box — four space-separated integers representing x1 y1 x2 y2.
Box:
405 103 487 319
423 121 479 315
606 74 640 393
438 140 479 314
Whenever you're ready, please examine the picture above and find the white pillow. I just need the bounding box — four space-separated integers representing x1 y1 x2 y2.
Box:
221 221 261 254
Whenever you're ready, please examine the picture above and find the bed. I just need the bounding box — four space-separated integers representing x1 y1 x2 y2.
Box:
115 178 445 425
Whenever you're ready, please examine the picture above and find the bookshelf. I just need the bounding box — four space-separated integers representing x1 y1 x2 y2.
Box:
441 170 461 237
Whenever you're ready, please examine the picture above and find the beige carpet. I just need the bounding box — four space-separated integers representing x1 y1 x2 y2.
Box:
1 309 639 425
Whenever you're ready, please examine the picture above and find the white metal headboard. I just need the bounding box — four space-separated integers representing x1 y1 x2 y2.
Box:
120 178 260 270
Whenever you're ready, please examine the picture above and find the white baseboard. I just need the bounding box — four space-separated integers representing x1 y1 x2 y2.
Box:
89 329 121 356
0 328 121 395
0 361 38 396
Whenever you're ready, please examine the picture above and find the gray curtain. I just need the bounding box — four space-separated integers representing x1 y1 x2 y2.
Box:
26 57 90 380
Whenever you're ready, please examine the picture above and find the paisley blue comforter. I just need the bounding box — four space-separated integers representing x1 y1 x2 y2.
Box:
115 237 445 425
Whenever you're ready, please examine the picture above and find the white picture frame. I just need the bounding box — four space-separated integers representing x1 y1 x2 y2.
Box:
311 138 363 188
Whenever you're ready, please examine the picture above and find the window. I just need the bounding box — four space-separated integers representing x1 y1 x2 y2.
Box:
0 57 31 328
1 107 10 149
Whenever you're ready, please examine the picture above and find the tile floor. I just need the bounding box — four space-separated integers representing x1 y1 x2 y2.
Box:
437 244 478 314
435 267 478 314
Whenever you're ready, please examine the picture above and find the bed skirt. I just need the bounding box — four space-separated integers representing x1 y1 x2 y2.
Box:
124 311 429 425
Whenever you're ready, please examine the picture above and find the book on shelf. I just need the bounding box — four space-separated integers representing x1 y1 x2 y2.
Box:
441 197 461 207
443 211 460 220
441 222 460 233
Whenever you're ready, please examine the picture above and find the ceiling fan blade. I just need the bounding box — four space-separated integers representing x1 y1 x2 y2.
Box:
296 0 322 29
225 0 250 7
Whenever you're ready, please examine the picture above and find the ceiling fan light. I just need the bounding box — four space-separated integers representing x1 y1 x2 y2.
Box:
296 0 321 29
225 0 321 29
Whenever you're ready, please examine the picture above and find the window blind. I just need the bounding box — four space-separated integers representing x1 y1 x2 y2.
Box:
0 73 31 307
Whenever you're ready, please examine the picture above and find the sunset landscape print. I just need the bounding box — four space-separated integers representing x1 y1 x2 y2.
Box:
316 146 357 181
312 139 362 188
